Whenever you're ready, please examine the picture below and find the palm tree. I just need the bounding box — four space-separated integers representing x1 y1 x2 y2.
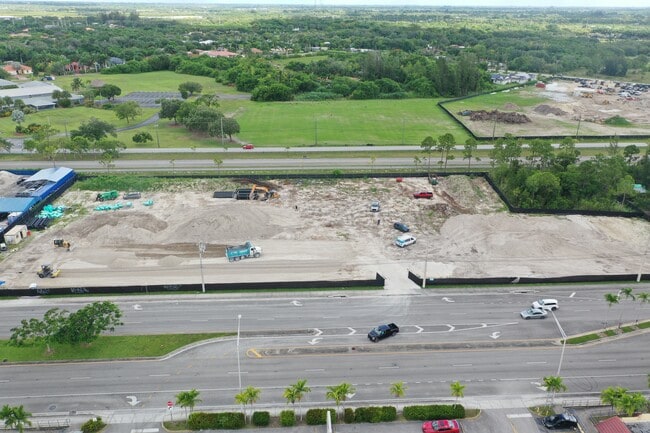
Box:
283 379 311 420
635 292 649 324
420 136 436 176
175 389 202 418
0 405 32 433
604 293 620 328
235 386 261 423
450 381 466 402
389 381 407 399
618 288 635 327
615 392 648 417
325 382 355 412
601 386 628 412
542 376 567 406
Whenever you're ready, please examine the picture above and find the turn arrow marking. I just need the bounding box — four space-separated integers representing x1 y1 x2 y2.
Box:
490 331 501 339
441 297 455 303
291 300 303 306
126 396 140 406
308 338 323 345
313 328 323 337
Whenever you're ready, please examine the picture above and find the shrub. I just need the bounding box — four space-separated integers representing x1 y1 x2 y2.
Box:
403 404 465 421
81 416 106 433
305 408 337 425
354 406 397 423
280 410 295 427
252 411 270 427
187 412 245 430
344 408 354 423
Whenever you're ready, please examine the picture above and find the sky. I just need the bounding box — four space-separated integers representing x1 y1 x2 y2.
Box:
7 0 648 6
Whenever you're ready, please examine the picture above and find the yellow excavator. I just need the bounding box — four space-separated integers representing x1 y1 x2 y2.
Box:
53 239 71 251
249 185 279 201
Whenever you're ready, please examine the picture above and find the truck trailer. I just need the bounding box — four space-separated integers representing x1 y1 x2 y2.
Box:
226 241 262 262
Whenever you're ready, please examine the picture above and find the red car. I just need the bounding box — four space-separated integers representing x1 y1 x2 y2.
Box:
422 419 460 433
413 191 433 199
241 144 255 150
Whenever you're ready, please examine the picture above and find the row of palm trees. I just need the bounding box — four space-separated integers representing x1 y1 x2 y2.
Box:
174 379 468 421
604 288 650 329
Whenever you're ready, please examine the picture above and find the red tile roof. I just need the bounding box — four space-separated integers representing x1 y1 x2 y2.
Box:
597 417 631 433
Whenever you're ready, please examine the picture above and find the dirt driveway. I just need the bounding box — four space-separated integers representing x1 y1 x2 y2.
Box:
1 173 648 290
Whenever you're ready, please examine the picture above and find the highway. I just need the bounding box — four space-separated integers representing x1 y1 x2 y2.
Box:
1 285 649 413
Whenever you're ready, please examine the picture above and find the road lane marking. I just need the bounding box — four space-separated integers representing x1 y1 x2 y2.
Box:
70 377 91 380
452 364 472 367
569 292 576 298
378 366 399 369
598 359 617 362
305 369 324 372
247 349 262 358
228 371 248 375
526 361 547 365
507 414 533 418
190 319 208 322
149 374 170 377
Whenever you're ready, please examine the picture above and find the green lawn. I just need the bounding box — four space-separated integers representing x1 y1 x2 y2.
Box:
0 332 232 362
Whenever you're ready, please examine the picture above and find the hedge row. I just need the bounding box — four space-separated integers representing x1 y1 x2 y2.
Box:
305 408 338 425
403 404 465 421
187 412 245 430
354 406 397 423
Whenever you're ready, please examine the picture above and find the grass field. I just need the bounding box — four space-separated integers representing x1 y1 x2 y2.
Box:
0 332 232 362
1 71 472 148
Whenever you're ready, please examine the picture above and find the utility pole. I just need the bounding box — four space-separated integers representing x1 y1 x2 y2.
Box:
220 117 225 147
198 242 206 293
314 118 318 146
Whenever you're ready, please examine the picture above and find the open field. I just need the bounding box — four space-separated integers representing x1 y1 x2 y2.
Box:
1 172 648 291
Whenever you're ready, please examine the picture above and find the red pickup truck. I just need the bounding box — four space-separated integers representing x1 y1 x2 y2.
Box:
413 191 433 199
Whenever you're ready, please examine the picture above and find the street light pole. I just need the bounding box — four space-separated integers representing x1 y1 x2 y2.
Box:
198 242 206 293
237 314 242 392
551 310 567 376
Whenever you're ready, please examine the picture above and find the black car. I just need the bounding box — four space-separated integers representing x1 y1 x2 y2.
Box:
543 413 578 430
367 323 399 342
393 222 410 232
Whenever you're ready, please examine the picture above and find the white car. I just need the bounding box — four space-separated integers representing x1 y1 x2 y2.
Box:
532 299 559 311
520 308 548 320
370 201 380 212
395 234 416 248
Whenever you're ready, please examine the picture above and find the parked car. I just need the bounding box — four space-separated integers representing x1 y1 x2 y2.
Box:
543 413 578 430
413 191 434 199
370 201 380 212
393 222 410 232
520 308 548 320
395 234 416 248
241 143 255 150
367 323 399 342
532 299 559 311
422 419 461 433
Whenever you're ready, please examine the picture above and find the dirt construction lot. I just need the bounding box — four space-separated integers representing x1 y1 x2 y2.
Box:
1 172 649 290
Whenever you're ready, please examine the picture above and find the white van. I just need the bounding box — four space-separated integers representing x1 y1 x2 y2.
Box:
532 299 559 311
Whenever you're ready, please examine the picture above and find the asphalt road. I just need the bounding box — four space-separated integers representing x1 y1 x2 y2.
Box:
1 285 649 414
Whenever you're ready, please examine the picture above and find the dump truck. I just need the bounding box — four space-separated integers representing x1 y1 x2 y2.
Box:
226 241 262 262
96 190 118 201
37 264 60 278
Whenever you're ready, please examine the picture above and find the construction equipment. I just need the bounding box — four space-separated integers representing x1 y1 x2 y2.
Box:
53 239 71 251
249 185 279 201
226 241 262 262
37 264 60 278
96 190 118 201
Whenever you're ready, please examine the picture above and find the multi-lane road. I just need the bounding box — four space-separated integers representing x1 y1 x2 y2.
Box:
1 285 649 414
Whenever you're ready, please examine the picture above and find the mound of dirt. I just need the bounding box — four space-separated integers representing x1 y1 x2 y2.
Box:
534 104 568 116
469 110 531 124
